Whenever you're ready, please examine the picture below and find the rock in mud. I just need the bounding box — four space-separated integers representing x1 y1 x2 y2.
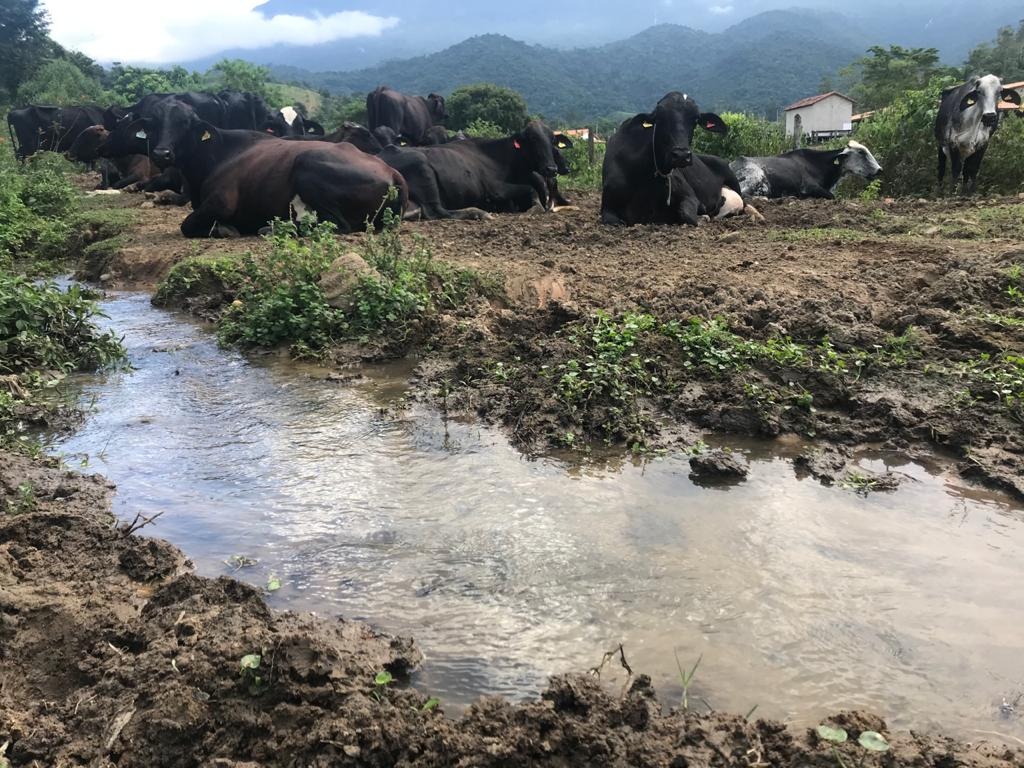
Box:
319 251 380 310
794 445 851 485
688 448 749 484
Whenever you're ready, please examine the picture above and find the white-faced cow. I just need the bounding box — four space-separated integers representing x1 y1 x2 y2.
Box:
600 91 747 226
730 141 882 199
936 74 1021 194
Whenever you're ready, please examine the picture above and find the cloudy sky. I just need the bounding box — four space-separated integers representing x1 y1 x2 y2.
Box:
42 1 399 63
40 0 1020 66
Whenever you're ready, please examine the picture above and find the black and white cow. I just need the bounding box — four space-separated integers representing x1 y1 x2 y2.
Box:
600 91 746 226
730 141 882 199
935 74 1021 194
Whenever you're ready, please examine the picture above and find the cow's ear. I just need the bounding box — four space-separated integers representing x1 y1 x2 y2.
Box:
553 133 573 150
699 113 728 134
632 113 655 130
959 91 979 111
1002 89 1022 106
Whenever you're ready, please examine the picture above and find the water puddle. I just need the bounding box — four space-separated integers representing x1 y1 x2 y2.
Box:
52 288 1024 738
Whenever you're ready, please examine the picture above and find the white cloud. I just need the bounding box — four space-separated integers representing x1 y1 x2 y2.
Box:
41 0 399 64
708 4 734 13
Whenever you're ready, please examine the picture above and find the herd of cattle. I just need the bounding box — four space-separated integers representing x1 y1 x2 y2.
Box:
5 74 1021 236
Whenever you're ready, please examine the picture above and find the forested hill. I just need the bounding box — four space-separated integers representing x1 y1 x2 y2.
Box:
270 10 868 120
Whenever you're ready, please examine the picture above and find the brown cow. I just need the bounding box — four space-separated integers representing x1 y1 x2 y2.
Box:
66 125 161 190
178 123 408 238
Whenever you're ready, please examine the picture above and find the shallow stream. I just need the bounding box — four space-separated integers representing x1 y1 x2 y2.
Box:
52 288 1024 738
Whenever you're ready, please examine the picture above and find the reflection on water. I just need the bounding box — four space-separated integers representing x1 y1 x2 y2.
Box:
53 289 1024 737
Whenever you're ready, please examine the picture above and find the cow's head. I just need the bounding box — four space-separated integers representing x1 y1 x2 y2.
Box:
148 98 201 166
97 114 150 159
638 92 727 176
960 74 1019 128
66 125 109 163
837 140 882 180
427 93 447 123
337 122 385 153
511 120 564 179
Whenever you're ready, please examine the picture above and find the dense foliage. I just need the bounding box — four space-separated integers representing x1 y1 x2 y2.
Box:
964 21 1024 83
0 141 79 269
0 0 50 102
16 59 108 105
446 83 529 133
692 112 790 158
839 46 956 110
208 59 282 105
106 64 204 104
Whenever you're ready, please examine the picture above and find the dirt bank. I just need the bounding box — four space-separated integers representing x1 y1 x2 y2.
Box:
85 187 1024 498
2 452 1021 767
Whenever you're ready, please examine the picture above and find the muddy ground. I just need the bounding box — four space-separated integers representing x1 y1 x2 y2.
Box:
2 452 1022 767
84 186 1024 500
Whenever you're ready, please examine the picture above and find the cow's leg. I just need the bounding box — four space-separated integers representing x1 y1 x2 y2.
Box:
949 148 964 195
715 187 746 219
139 170 181 194
487 181 542 213
801 183 834 200
936 145 947 191
962 147 987 196
112 173 143 190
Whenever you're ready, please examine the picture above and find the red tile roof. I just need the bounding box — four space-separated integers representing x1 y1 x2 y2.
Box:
784 91 854 111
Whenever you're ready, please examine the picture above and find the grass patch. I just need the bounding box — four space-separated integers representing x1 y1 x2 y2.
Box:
0 274 126 451
768 228 866 244
158 212 499 359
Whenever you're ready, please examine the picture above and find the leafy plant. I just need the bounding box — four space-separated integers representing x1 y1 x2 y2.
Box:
239 652 267 694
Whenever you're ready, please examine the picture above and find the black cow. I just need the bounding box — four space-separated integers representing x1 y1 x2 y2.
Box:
730 141 882 199
331 122 486 220
163 121 408 237
936 74 1022 194
7 105 106 159
413 119 571 213
600 92 735 225
366 86 447 146
218 90 273 130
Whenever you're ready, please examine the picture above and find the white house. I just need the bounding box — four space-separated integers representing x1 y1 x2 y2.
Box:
783 91 855 140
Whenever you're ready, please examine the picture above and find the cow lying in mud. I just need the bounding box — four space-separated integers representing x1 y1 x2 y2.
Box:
104 98 407 236
600 92 749 226
731 141 882 199
66 125 161 190
336 119 573 218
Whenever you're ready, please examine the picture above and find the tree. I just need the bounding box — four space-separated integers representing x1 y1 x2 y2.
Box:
841 46 956 110
16 59 108 105
106 64 203 104
964 21 1024 82
0 0 51 101
209 59 281 104
446 83 529 134
313 93 367 130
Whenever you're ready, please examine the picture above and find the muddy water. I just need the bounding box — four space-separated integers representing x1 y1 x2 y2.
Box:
53 289 1024 739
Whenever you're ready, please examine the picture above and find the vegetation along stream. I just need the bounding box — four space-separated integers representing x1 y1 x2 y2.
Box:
49 285 1024 741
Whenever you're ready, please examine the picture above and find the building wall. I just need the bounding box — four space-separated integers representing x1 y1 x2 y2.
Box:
785 96 854 136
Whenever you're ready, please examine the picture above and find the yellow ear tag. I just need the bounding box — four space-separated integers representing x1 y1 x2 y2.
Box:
557 141 567 148
201 130 212 142
834 158 841 165
642 121 654 129
966 98 975 105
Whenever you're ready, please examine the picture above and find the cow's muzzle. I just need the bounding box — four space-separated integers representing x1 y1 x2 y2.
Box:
670 148 693 168
982 112 998 127
151 147 174 166
542 164 558 178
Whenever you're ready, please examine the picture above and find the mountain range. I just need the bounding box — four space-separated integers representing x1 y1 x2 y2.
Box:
267 11 870 120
